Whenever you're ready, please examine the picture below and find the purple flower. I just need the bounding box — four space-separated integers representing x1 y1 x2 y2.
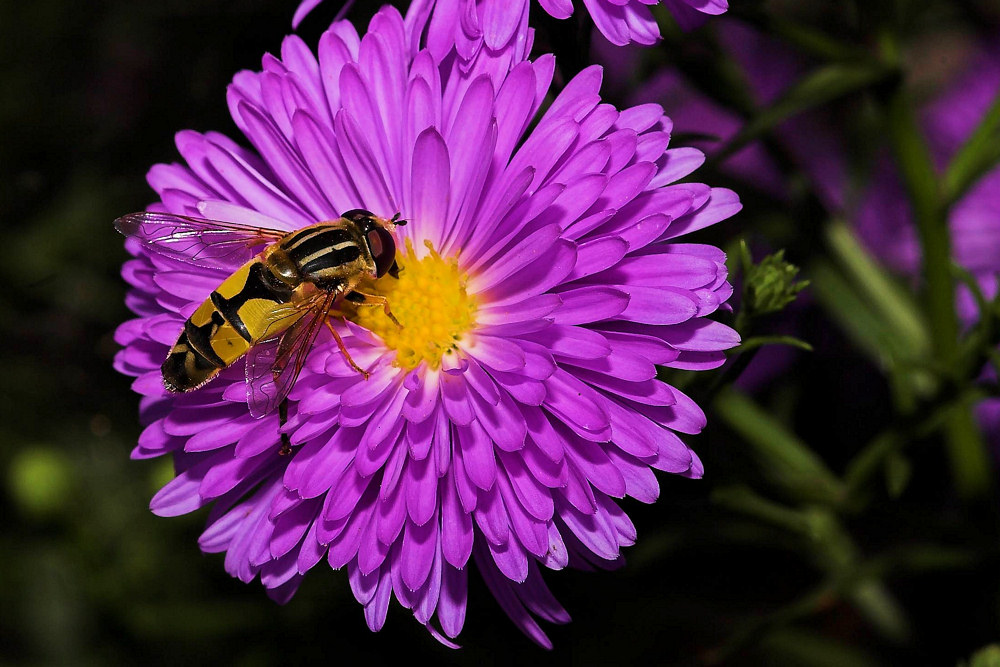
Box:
296 0 728 48
115 5 740 647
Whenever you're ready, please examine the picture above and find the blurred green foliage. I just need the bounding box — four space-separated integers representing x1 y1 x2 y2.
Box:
965 645 1000 667
3 0 1000 665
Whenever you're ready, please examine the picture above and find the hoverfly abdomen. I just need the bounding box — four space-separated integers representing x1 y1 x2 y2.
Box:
161 259 300 392
162 300 248 392
211 262 295 342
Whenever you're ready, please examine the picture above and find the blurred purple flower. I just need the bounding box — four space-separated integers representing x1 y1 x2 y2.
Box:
855 43 1000 321
115 5 740 647
296 0 728 48
631 22 1000 321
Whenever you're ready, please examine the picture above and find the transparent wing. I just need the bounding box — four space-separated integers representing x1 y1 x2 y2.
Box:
114 211 288 271
244 291 336 418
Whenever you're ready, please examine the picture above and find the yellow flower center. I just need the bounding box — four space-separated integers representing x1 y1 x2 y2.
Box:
345 238 477 370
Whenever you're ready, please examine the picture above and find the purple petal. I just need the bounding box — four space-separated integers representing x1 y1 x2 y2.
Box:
406 454 438 525
402 517 439 590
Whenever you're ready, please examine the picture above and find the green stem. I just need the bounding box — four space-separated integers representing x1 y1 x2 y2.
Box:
886 90 956 362
843 386 991 502
704 585 836 665
886 87 990 500
729 5 876 62
707 61 898 168
944 90 1000 205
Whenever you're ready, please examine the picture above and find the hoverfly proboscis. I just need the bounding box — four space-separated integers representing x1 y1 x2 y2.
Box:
115 208 407 455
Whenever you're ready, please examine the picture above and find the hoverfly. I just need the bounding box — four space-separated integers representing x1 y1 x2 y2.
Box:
115 209 406 454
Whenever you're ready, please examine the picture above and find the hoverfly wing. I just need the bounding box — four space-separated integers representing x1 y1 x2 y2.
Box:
244 291 336 418
115 211 287 271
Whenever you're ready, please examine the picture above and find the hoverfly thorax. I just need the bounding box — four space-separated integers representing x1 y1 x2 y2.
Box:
277 221 370 291
261 246 302 287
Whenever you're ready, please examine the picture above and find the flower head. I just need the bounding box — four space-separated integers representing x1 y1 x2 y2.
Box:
115 6 740 646
297 0 728 49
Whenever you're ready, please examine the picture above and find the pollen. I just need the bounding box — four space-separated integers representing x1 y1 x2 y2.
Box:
346 239 477 370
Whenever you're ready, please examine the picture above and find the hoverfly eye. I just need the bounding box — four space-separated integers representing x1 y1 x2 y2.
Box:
341 208 375 223
367 228 397 278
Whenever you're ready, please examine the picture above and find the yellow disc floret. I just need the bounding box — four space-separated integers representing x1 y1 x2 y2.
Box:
346 238 477 370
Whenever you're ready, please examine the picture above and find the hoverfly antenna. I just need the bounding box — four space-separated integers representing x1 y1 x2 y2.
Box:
392 212 407 227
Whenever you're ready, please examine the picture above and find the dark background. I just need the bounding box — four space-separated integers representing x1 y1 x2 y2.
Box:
2 0 999 664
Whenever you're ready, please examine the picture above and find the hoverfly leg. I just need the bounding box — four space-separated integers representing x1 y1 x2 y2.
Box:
278 398 293 456
345 290 402 329
324 317 370 380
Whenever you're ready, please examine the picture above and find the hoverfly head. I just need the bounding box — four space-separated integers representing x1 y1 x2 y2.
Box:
341 208 376 225
341 209 403 278
365 226 397 278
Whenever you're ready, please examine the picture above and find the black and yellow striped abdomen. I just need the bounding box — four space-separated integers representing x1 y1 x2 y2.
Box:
162 260 301 392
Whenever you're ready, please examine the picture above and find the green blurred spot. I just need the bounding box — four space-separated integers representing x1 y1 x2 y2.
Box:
8 447 74 516
962 645 1000 667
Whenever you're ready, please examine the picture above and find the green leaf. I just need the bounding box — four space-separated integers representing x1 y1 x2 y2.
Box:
737 335 814 353
886 90 993 500
712 485 816 536
824 221 930 359
809 258 930 379
846 579 910 642
944 90 1000 205
843 387 990 503
713 388 845 505
884 451 911 499
869 544 979 574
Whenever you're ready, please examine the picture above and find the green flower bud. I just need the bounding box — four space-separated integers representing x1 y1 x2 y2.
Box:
744 249 809 317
